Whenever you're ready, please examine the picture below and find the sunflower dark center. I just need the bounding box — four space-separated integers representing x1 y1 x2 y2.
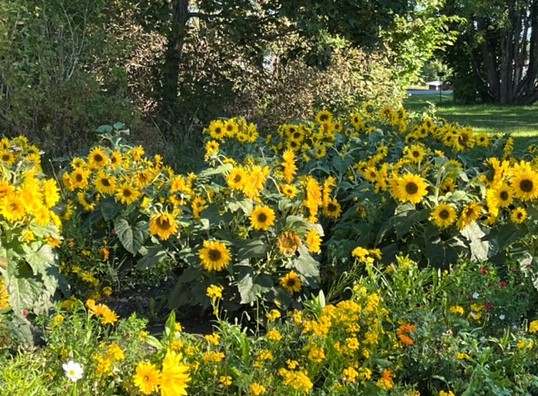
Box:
94 154 103 162
405 182 419 195
209 249 222 261
2 154 11 161
286 278 297 287
157 218 171 230
320 114 329 122
123 189 132 197
75 174 83 182
412 151 420 158
257 213 267 223
439 209 450 219
102 179 111 187
500 191 509 200
520 179 534 193
328 203 337 212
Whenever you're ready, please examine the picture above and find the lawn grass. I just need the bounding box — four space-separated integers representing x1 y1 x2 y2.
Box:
404 93 538 154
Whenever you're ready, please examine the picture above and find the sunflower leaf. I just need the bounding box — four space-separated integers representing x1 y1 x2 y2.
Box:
114 218 144 255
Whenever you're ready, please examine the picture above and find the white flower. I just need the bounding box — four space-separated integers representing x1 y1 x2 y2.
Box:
63 360 84 382
472 292 480 300
499 314 506 321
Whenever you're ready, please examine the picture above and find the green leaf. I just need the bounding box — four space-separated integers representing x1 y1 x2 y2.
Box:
137 245 169 270
236 272 273 304
114 218 145 255
237 239 268 260
96 124 113 133
100 197 121 221
22 243 55 277
198 163 233 179
461 222 489 261
293 246 320 281
7 273 42 316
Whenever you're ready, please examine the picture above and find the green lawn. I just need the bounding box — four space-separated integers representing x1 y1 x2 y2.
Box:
404 93 538 153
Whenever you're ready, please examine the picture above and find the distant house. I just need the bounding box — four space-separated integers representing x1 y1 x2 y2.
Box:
427 81 452 91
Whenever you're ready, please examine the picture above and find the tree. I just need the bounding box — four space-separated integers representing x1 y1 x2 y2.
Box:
443 0 538 104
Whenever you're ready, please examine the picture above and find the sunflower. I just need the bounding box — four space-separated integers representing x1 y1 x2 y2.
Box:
160 350 191 396
476 133 490 147
511 207 527 224
149 211 179 240
95 172 117 195
205 140 219 159
109 151 123 168
115 182 141 205
511 167 538 201
315 110 333 124
69 168 91 190
199 240 231 272
430 203 457 228
323 198 342 219
0 181 14 199
279 271 302 293
282 149 297 184
208 119 227 140
88 147 109 169
224 119 239 138
0 193 26 222
280 184 298 198
305 229 322 253
404 144 426 163
277 231 302 256
492 183 513 208
250 205 276 231
314 145 327 159
457 202 482 230
0 149 16 166
392 173 429 204
227 167 247 190
133 362 161 395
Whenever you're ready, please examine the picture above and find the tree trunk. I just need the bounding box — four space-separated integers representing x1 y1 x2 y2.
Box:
477 18 501 102
159 0 190 127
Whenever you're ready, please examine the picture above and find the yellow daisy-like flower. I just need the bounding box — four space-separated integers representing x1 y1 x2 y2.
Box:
133 362 161 395
529 320 538 333
511 167 538 201
393 173 428 204
149 211 179 240
199 240 231 272
250 205 276 231
430 203 457 228
206 284 223 299
160 350 191 396
250 383 267 395
511 207 527 224
88 147 109 169
279 270 302 293
115 182 141 205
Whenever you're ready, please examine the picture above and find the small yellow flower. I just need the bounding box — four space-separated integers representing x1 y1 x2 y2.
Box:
219 376 232 386
205 333 220 346
266 309 281 322
529 320 538 333
206 284 224 299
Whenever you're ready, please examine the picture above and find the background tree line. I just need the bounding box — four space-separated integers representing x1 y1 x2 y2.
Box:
2 0 516 168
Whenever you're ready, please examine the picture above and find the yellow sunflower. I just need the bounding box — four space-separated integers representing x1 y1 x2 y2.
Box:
277 231 302 256
305 229 322 253
208 119 227 140
392 173 429 204
511 207 527 224
430 203 457 228
199 240 231 272
227 167 247 190
0 193 26 222
511 168 538 201
0 149 16 166
282 149 297 184
95 171 117 195
109 151 123 168
457 202 482 230
149 211 179 240
315 110 333 124
88 147 109 169
279 271 302 293
69 168 91 190
160 350 191 396
404 144 426 163
491 183 513 208
280 184 298 198
115 182 141 205
250 205 276 231
322 198 342 219
133 361 161 395
224 118 239 138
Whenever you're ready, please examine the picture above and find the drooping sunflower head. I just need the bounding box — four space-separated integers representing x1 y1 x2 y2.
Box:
199 240 231 272
277 231 302 256
430 203 457 229
279 270 302 293
457 202 482 230
250 205 276 231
